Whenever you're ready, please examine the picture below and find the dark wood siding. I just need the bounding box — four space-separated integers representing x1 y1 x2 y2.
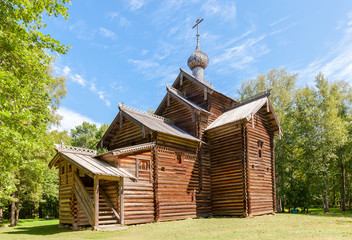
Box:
154 145 199 221
107 117 152 150
118 151 155 225
208 123 245 216
59 161 74 225
246 107 275 216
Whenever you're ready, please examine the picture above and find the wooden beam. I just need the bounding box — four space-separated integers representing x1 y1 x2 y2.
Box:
119 177 125 225
94 176 99 230
142 126 145 138
59 153 94 179
204 87 207 100
120 112 123 128
167 93 170 106
266 99 270 112
135 159 139 181
180 74 183 86
100 188 120 221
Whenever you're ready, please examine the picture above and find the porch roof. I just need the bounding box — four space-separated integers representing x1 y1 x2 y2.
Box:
49 145 136 180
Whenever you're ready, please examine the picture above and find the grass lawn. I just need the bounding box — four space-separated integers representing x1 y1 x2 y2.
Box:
1 211 352 240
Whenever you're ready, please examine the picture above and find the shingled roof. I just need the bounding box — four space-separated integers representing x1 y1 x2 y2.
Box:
120 104 201 142
49 144 136 180
206 90 282 135
155 85 211 115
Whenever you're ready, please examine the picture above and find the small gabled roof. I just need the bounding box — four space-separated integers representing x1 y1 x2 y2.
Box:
155 85 211 115
205 90 282 135
174 68 237 102
97 142 155 158
175 68 214 90
120 104 201 142
49 145 136 180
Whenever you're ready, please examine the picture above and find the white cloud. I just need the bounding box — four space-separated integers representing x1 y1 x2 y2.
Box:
107 12 131 27
99 27 117 40
201 0 236 21
129 0 144 11
141 49 149 56
71 73 86 86
270 15 291 27
63 66 71 75
270 23 296 36
53 107 101 131
128 58 177 85
298 13 352 83
90 84 111 106
213 35 269 71
59 65 86 86
68 20 97 40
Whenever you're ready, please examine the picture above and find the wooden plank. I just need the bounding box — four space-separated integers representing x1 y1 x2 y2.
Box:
94 176 99 229
120 177 125 225
100 188 120 221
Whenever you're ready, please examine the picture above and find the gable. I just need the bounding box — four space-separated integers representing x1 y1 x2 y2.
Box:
205 93 282 136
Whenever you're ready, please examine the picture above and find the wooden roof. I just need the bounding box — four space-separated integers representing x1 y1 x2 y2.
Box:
97 142 155 157
98 105 201 148
206 91 283 135
49 145 136 180
155 85 211 115
120 105 201 142
174 68 237 103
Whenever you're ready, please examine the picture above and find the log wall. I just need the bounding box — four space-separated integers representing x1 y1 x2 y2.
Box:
118 151 155 225
208 123 245 216
154 145 199 221
108 117 151 150
58 161 74 225
161 97 196 136
246 107 275 216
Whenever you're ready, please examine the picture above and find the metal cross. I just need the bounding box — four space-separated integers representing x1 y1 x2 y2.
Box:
192 18 204 47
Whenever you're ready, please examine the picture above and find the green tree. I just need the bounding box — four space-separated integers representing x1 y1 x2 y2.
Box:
238 68 298 212
71 122 108 150
0 0 70 225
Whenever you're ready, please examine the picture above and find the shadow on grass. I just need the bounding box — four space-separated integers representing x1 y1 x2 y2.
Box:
1 224 73 236
279 211 352 218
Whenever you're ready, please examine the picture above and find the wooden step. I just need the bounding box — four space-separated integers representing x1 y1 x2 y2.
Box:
99 210 114 214
99 219 119 225
99 215 117 220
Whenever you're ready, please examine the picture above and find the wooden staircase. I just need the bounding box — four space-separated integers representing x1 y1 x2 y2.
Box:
74 173 120 228
86 187 120 226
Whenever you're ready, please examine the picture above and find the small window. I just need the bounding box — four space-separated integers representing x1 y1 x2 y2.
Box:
61 166 65 175
175 152 183 165
68 164 72 173
258 141 263 159
139 160 150 171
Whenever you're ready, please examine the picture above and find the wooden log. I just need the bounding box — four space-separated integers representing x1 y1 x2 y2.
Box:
94 176 99 229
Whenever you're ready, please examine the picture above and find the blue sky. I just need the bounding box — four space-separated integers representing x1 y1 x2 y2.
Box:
48 0 352 131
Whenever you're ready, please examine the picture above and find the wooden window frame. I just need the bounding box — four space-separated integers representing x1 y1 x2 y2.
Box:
139 160 150 172
61 165 65 175
175 152 183 165
258 141 264 159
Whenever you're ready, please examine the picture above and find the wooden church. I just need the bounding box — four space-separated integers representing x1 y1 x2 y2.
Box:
49 20 282 230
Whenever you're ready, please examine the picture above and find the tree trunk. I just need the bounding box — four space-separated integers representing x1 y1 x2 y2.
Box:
323 178 329 213
276 197 282 213
15 207 19 225
10 191 16 226
340 158 346 211
0 208 3 223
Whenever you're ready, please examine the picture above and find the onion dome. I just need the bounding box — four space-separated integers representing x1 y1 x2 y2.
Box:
187 45 209 71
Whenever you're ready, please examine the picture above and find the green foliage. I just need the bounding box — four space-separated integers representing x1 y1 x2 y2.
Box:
71 122 108 150
0 0 70 220
238 68 352 211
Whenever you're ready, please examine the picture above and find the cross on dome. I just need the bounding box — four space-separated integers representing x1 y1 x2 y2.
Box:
187 18 209 82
